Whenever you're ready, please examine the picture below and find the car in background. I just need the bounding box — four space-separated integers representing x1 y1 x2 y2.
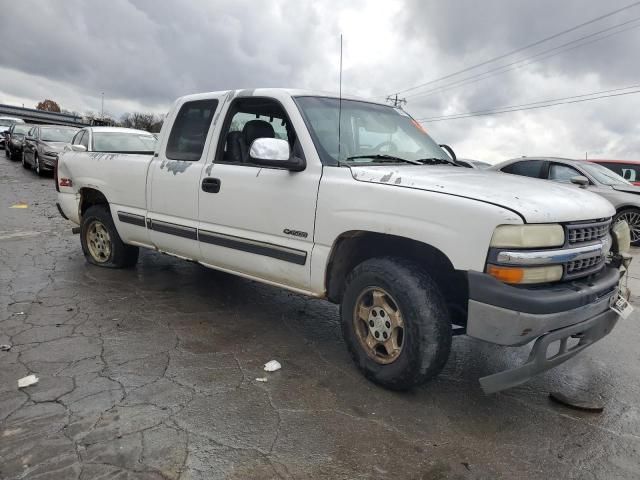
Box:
589 159 640 186
4 123 32 160
0 116 25 149
67 126 157 154
491 156 640 245
455 158 491 169
22 125 79 176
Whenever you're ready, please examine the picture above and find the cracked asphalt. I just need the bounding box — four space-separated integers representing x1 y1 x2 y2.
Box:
1 155 640 480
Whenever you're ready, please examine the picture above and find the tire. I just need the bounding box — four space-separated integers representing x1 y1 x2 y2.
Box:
614 208 640 246
80 205 139 268
21 151 30 169
5 146 10 158
340 257 452 391
34 154 45 176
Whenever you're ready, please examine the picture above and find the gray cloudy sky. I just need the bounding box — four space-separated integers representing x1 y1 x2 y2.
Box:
1 0 639 162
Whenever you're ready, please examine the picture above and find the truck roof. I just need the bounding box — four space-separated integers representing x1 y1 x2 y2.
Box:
177 88 387 107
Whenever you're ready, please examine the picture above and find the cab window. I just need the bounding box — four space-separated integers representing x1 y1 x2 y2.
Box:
216 97 302 166
166 99 218 161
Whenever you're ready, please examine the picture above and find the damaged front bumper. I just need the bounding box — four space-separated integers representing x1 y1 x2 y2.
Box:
466 266 625 393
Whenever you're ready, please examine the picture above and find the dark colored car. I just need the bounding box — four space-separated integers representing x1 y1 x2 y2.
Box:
22 125 79 176
589 159 640 187
0 116 25 149
4 123 32 160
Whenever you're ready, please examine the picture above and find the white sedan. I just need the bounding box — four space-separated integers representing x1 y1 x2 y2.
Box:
67 127 157 154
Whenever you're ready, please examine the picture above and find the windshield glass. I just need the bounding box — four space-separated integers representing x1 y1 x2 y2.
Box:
12 124 31 135
93 132 157 153
295 96 450 165
41 127 78 142
0 120 15 128
582 162 630 186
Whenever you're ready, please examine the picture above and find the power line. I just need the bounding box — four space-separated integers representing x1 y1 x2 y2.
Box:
418 86 640 122
384 1 640 97
406 17 640 101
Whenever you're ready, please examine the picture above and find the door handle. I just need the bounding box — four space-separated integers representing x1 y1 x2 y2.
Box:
201 177 221 193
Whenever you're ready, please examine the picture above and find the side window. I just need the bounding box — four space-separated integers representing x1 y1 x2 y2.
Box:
166 99 218 161
548 163 582 183
217 97 299 166
501 160 545 179
79 131 89 149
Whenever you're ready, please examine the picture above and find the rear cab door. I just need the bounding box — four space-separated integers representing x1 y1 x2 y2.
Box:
145 94 225 260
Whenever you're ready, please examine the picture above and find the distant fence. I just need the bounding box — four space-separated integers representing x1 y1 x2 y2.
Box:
0 104 89 127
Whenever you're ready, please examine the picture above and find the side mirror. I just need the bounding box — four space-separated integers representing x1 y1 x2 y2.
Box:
570 175 589 187
72 144 87 152
249 138 305 171
439 144 457 162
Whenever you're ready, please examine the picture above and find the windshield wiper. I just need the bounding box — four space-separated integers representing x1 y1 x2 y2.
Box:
345 154 422 165
414 157 457 166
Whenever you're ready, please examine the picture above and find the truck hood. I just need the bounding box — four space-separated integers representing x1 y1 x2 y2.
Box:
350 165 616 223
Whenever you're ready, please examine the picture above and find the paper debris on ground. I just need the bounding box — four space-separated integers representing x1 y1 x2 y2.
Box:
255 377 268 382
263 360 281 372
14 312 25 315
9 203 29 209
18 375 39 388
0 344 11 352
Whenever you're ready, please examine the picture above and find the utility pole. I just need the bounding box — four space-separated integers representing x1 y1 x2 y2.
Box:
101 92 104 119
386 93 407 108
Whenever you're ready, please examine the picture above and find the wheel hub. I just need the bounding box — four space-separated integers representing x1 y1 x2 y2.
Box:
353 287 404 364
86 221 112 263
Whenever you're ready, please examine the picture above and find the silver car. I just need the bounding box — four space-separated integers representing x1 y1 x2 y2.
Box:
491 156 640 245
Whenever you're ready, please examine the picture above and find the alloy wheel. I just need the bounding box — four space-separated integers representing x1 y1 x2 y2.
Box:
86 220 112 263
617 211 640 243
353 287 405 364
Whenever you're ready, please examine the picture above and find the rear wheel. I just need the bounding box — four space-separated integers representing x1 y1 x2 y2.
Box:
340 257 451 391
80 205 139 268
615 208 640 246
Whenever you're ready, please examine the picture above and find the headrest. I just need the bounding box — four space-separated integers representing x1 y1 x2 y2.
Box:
242 120 275 147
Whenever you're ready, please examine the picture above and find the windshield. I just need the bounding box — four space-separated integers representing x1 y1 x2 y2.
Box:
12 124 31 135
93 132 157 153
41 127 78 142
0 120 15 128
582 162 630 186
295 96 451 165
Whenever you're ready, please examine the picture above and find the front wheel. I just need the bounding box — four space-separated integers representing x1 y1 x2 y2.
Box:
34 154 45 176
614 208 640 246
21 152 30 169
340 257 452 391
80 205 139 268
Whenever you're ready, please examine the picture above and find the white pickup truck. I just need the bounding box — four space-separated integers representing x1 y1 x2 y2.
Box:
56 88 632 393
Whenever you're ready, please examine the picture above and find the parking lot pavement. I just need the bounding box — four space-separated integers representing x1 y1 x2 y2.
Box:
1 158 640 480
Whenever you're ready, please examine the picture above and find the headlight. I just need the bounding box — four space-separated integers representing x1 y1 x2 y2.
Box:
490 224 565 248
44 151 59 158
487 264 563 284
612 220 631 253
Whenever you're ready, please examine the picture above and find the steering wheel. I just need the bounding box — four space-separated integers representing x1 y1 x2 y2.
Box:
373 141 398 154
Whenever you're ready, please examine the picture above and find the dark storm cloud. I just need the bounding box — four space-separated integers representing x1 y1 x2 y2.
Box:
0 0 337 108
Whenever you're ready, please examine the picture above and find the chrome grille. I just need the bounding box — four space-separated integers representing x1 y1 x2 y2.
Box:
566 254 603 276
567 219 611 244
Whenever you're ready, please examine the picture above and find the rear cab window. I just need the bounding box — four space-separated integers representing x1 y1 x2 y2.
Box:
166 99 218 161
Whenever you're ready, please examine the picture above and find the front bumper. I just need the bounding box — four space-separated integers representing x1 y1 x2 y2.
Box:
41 154 58 170
466 266 623 393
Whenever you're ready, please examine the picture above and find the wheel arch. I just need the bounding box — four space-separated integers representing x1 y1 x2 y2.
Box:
79 187 110 219
325 230 468 324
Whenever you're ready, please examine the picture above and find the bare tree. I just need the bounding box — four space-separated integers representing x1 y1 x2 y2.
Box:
120 112 164 133
36 99 61 112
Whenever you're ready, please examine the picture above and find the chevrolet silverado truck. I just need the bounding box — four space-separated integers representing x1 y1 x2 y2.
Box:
56 88 633 393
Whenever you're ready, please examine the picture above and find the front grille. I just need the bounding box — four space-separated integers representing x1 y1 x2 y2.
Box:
565 254 604 278
567 219 611 244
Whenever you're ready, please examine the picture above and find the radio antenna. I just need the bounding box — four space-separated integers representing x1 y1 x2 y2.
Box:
338 34 343 161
